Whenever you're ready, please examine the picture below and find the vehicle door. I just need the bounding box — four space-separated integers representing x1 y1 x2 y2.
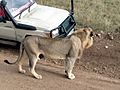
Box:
0 3 16 41
0 21 16 40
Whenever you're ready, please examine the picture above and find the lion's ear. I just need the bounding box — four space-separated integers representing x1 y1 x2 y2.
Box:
83 29 86 32
83 28 88 35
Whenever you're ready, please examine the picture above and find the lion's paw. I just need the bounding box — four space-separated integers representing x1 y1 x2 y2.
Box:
34 74 42 79
68 73 75 80
19 69 26 74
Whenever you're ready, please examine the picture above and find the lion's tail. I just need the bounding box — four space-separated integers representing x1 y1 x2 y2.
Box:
4 43 24 65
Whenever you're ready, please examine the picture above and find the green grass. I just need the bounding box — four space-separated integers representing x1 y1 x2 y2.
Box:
36 0 120 32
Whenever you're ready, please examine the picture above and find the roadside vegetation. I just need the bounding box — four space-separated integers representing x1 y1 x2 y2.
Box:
37 0 120 32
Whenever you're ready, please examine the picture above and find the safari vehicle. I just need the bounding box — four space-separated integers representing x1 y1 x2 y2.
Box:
0 0 76 45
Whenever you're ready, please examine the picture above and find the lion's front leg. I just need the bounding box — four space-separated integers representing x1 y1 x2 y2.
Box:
65 57 76 80
64 59 68 75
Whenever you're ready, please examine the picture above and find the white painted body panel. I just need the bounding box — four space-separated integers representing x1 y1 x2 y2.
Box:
15 3 69 31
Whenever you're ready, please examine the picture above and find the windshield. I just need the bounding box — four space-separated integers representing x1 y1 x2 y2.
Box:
5 0 34 17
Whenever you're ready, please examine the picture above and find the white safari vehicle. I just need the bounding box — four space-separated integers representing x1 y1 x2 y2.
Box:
0 0 76 45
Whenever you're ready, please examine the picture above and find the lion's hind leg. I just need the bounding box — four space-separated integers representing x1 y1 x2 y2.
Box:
28 55 42 79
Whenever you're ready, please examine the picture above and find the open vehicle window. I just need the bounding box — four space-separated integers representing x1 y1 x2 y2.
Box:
6 0 34 17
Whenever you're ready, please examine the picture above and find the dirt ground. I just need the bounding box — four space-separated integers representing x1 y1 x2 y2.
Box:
0 31 120 90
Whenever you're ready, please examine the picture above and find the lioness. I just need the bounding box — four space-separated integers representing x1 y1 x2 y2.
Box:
4 28 93 80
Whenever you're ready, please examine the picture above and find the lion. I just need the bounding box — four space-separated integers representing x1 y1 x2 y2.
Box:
4 28 94 80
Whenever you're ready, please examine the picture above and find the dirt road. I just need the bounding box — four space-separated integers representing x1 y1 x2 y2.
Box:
0 44 120 90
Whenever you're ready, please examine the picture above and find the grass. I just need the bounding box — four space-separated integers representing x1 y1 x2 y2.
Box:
36 0 120 32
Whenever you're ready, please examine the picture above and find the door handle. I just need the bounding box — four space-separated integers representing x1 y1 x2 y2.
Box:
4 26 13 28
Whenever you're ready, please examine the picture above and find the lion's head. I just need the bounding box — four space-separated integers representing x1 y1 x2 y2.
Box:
73 28 94 49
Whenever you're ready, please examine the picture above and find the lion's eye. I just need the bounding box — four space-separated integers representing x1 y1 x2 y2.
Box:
90 32 93 37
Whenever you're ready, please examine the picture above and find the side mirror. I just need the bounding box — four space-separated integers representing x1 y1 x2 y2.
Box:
0 0 7 7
